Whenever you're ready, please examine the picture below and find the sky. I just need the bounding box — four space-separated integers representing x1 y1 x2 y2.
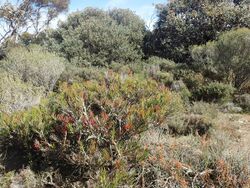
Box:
0 0 167 40
64 0 167 29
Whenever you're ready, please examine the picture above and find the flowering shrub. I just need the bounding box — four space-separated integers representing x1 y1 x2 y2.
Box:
0 73 184 187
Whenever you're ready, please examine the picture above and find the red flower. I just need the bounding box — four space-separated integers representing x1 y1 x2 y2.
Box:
123 123 132 131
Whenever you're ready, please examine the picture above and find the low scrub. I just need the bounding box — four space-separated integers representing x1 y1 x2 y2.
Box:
193 82 235 102
0 45 65 91
0 74 184 187
0 71 42 113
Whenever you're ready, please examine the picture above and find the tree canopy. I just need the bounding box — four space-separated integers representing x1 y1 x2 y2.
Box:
0 0 69 44
144 0 250 63
192 28 250 90
43 8 145 66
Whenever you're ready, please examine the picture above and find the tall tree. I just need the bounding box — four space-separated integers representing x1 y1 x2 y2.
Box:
0 0 69 44
145 0 250 63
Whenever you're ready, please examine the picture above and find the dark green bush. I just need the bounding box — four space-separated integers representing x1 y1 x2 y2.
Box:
235 94 250 112
167 114 213 136
174 69 204 91
192 28 250 89
146 56 176 72
43 8 145 66
193 82 235 102
145 0 250 63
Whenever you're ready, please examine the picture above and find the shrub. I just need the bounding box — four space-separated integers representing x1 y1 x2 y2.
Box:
193 82 235 102
192 28 250 90
0 71 42 113
0 74 184 187
44 8 145 66
0 45 65 91
235 94 250 112
58 64 105 83
167 114 213 136
146 56 176 72
171 80 191 103
174 69 205 91
153 72 174 87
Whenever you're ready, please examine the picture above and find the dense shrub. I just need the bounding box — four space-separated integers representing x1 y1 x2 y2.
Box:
44 8 145 66
0 74 184 187
174 68 205 91
167 114 213 136
146 56 176 72
192 28 250 90
235 94 250 112
0 71 42 113
58 64 105 84
0 45 65 91
153 72 174 87
193 82 235 102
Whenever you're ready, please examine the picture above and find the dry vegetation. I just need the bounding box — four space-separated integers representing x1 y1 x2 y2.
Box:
0 0 250 187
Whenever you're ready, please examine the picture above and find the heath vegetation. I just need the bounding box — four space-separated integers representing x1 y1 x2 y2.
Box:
0 0 249 187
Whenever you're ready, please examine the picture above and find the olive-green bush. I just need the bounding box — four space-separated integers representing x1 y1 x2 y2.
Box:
0 45 65 91
192 28 250 90
235 94 250 112
146 56 176 72
44 8 145 66
0 71 42 113
193 82 235 102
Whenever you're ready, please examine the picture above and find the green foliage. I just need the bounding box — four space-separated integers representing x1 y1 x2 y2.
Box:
193 82 235 102
153 72 174 87
44 8 145 66
167 114 213 136
0 71 42 113
58 64 105 83
0 45 65 90
0 74 184 187
1 3 250 188
146 56 177 72
235 94 250 112
192 28 250 90
145 0 250 63
174 68 205 91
